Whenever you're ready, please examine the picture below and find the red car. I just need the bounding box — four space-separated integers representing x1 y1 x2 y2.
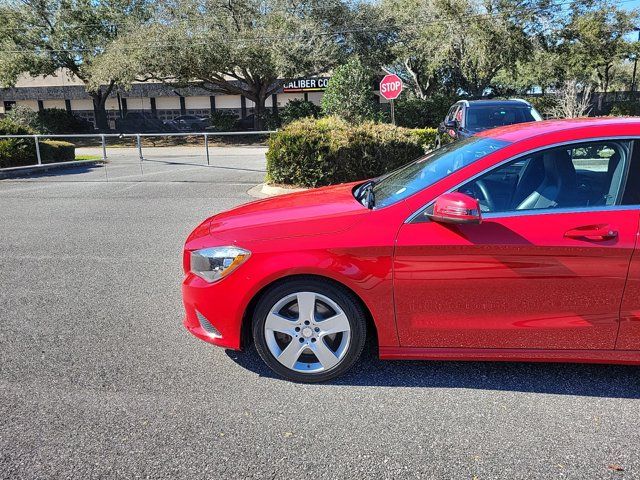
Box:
183 118 640 382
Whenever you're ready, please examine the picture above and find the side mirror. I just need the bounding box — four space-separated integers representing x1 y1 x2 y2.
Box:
444 120 457 129
427 192 482 225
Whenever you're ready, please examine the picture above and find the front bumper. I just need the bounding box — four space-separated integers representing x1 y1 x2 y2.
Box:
182 272 246 350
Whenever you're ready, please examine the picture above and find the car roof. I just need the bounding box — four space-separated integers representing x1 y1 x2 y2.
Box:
457 99 531 108
477 117 640 143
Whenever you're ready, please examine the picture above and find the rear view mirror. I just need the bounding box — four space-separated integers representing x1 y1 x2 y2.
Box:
427 192 482 225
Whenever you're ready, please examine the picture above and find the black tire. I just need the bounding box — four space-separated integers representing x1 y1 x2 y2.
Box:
252 278 367 383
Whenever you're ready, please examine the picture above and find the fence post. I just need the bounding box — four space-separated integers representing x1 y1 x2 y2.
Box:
101 134 107 161
34 135 42 165
136 134 143 160
205 133 210 165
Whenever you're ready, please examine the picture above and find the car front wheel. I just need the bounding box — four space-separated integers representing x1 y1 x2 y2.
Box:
252 278 367 383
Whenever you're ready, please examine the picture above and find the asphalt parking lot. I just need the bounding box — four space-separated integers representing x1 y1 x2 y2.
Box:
1 147 639 479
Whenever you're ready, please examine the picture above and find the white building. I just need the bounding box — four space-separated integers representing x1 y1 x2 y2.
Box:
0 70 350 128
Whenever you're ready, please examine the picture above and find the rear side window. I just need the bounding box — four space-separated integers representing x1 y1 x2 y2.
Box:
465 106 541 131
622 140 640 205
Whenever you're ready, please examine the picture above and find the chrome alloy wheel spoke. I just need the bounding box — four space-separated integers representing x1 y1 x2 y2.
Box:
296 292 317 322
309 339 339 369
316 312 350 336
277 340 307 369
265 312 297 336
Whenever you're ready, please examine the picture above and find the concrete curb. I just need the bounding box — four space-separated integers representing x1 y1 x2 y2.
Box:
247 183 308 198
0 160 104 179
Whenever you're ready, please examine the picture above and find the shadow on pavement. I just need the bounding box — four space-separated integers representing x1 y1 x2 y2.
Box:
226 345 640 398
141 158 266 173
0 162 104 180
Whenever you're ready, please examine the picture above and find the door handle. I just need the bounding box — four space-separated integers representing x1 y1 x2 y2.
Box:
564 224 618 241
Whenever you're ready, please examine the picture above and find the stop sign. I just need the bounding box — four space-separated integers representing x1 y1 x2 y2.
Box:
379 74 403 100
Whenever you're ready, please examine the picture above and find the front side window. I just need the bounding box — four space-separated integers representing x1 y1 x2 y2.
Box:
445 105 458 123
372 136 510 208
456 140 631 214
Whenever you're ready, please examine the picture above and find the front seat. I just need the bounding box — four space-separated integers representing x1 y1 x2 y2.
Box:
604 151 623 205
511 155 545 208
516 149 577 210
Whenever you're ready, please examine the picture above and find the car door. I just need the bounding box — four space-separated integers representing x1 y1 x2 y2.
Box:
393 139 639 350
616 151 640 351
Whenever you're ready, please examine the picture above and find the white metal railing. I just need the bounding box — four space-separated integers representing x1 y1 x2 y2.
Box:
0 131 276 169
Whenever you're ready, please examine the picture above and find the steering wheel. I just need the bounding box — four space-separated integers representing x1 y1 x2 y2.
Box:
473 179 496 212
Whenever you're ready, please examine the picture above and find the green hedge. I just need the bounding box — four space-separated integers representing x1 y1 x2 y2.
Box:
266 116 437 187
40 140 76 163
0 139 76 168
5 106 94 134
0 118 76 168
394 95 457 128
609 100 640 116
409 128 438 149
209 110 238 131
279 99 321 125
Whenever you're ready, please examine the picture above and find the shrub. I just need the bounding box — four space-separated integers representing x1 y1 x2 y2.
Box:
547 80 592 119
409 128 438 148
609 100 640 116
526 95 559 118
249 109 280 130
0 117 36 168
394 94 456 128
6 106 93 134
0 117 76 168
266 116 437 187
279 99 321 125
40 140 76 163
4 105 40 131
209 110 238 131
321 59 381 124
37 108 94 133
0 116 34 135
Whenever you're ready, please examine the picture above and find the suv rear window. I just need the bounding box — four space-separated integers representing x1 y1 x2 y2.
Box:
466 106 541 131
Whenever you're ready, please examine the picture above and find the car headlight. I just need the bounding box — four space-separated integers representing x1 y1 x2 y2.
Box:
190 246 251 283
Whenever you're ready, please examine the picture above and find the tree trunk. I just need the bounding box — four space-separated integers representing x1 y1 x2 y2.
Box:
405 58 427 99
599 65 611 113
597 91 604 112
253 95 268 130
90 92 109 131
89 81 116 131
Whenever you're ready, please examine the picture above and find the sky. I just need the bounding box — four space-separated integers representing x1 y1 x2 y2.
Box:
624 0 640 10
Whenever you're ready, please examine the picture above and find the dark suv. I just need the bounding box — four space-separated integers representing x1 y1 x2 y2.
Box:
437 99 542 146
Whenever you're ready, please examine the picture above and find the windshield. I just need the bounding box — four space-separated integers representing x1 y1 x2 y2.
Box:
372 136 509 208
466 106 542 131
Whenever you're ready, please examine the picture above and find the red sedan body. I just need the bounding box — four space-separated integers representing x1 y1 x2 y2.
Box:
183 118 640 365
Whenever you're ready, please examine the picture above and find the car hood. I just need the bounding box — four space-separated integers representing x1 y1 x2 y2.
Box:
207 182 369 243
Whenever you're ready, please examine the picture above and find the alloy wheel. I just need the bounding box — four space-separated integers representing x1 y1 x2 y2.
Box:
264 291 351 373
